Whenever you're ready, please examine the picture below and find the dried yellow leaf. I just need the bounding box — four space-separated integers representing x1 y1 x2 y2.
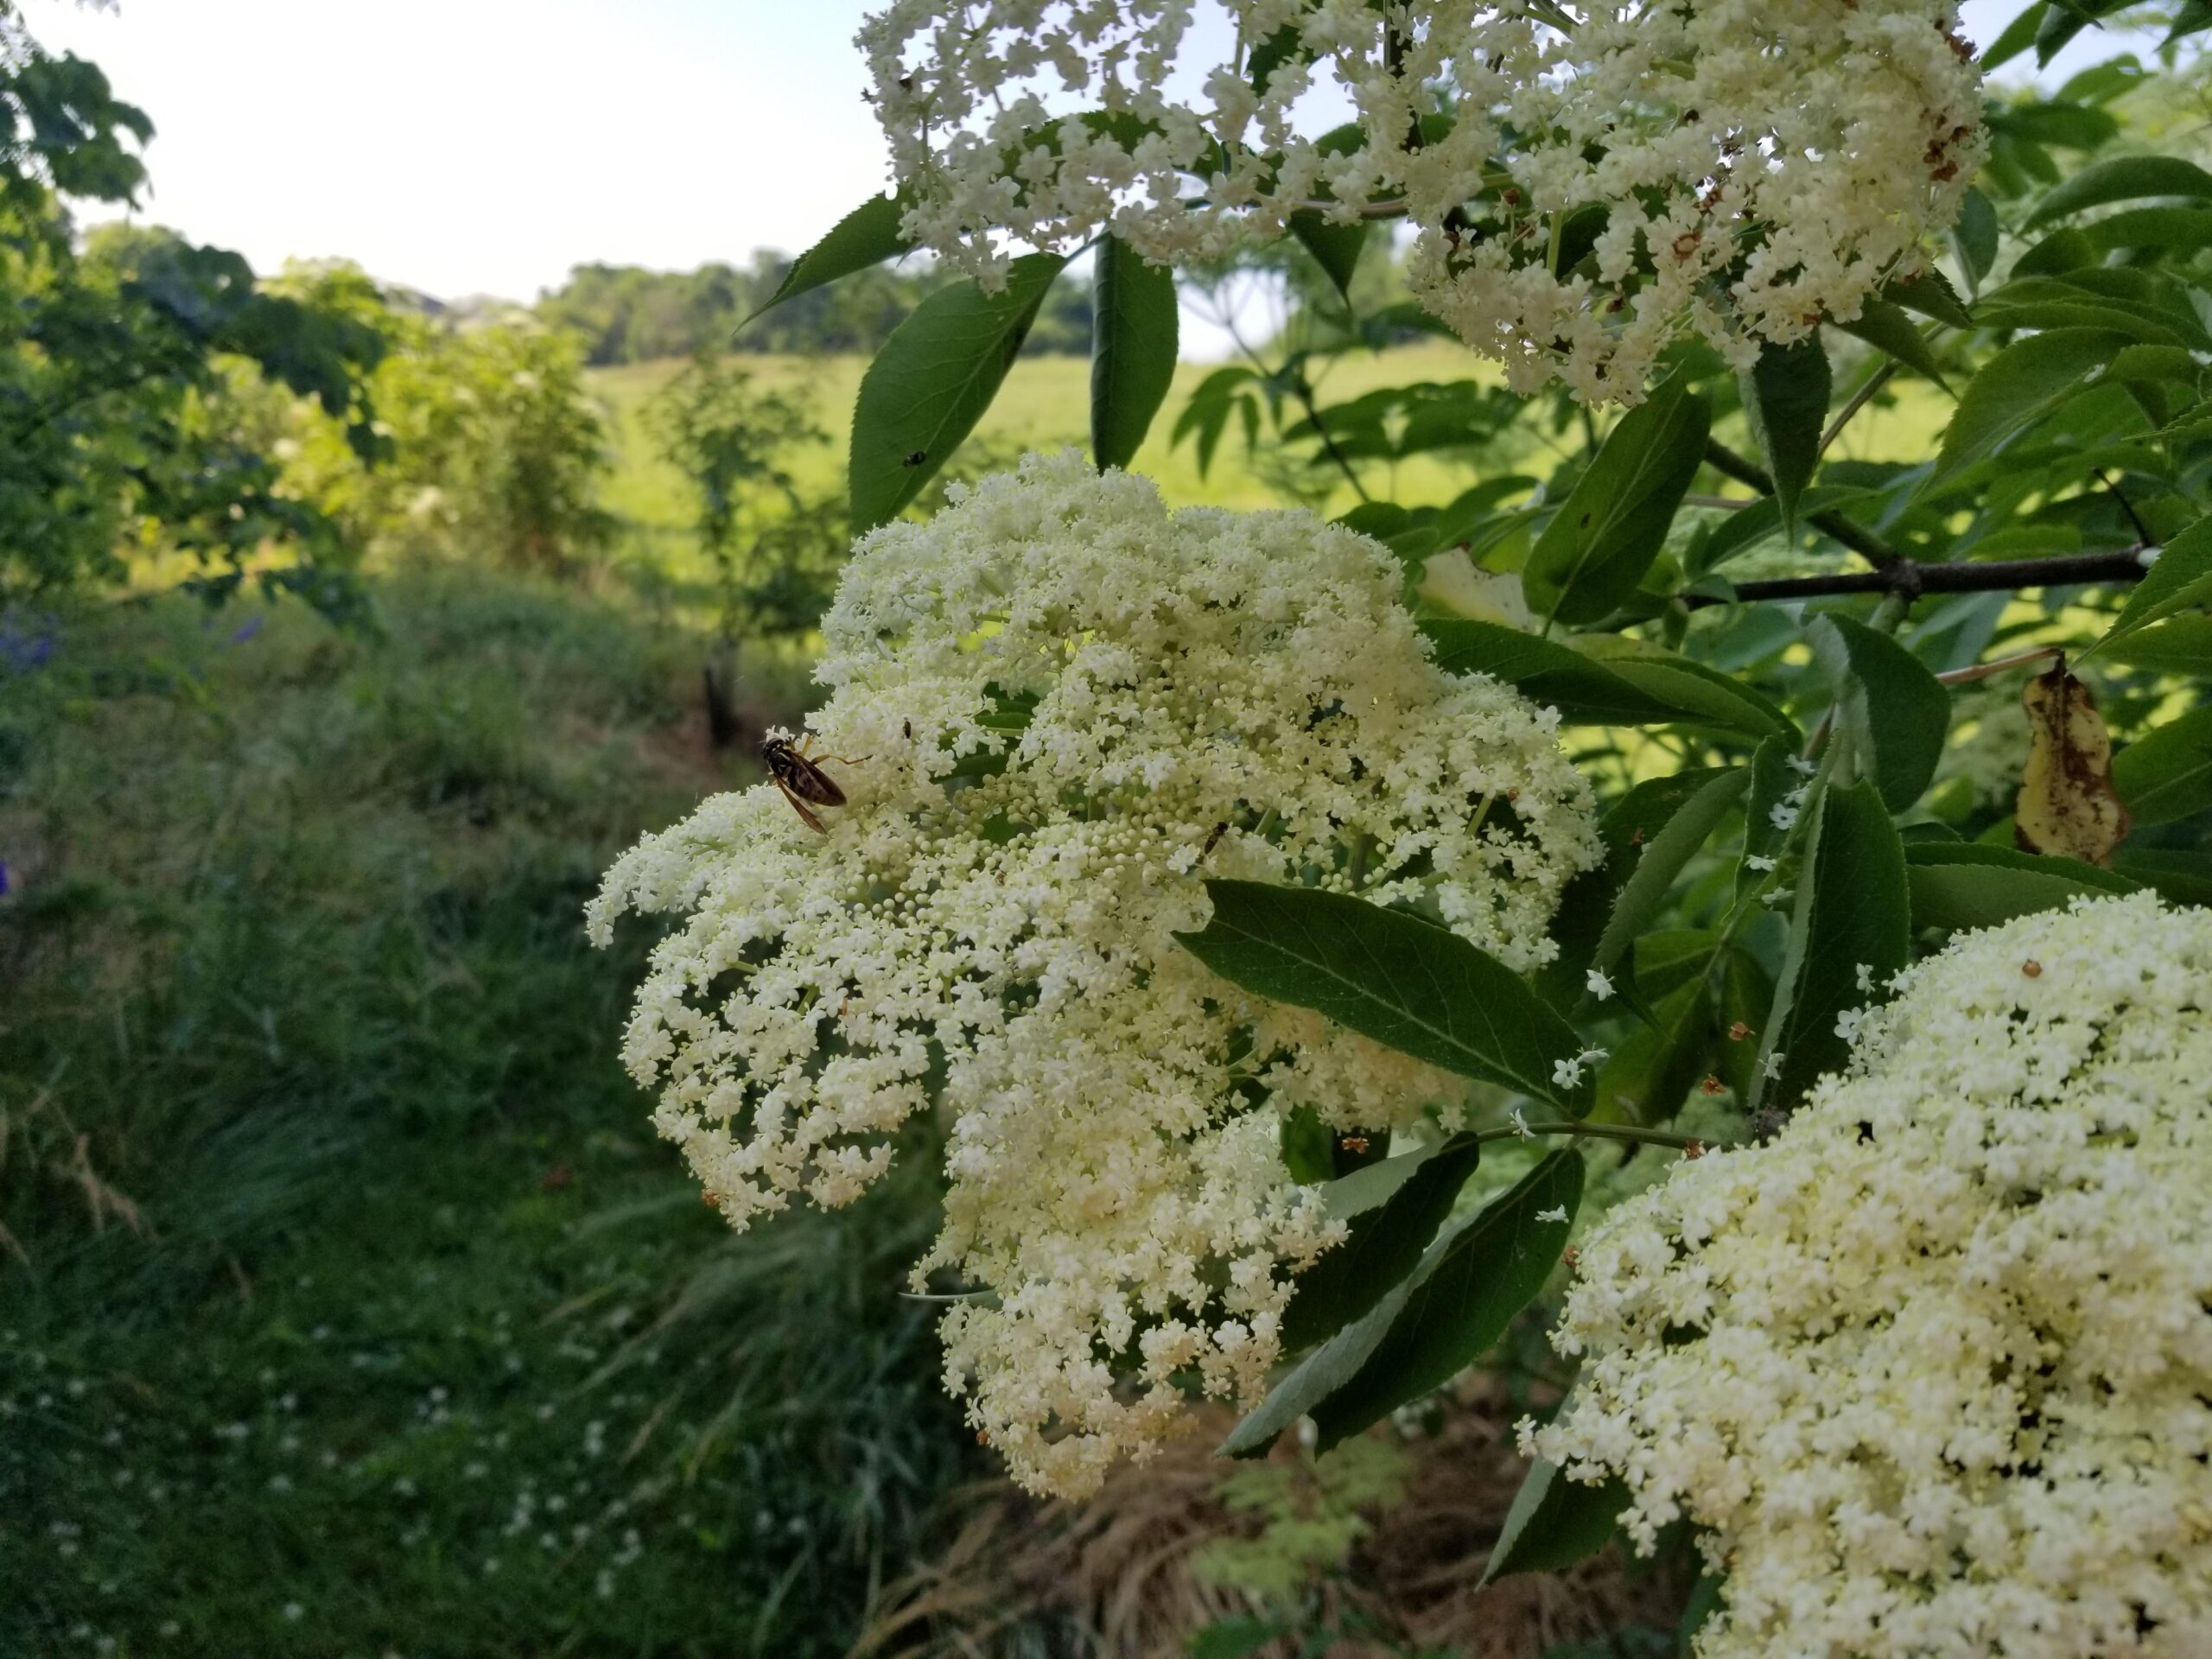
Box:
2017 664 2130 867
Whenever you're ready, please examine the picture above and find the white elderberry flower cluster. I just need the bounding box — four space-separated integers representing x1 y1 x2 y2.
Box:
592 453 1599 1496
859 1 1985 401
1531 893 2212 1658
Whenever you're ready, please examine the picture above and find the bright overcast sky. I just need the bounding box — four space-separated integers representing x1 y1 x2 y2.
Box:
22 0 2113 309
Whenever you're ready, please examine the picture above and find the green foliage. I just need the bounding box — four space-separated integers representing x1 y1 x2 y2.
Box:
1089 233 1180 470
1484 1456 1630 1584
1223 1150 1581 1458
0 16 381 608
0 572 960 1656
647 351 842 639
849 251 1071 529
1177 880 1593 1113
270 269 615 574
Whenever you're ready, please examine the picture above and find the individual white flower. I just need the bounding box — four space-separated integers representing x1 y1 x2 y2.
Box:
1535 1205 1568 1224
859 1 1985 401
594 453 1599 1497
1532 893 2212 1659
1585 968 1615 1001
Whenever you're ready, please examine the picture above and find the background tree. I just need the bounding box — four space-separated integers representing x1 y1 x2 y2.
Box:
648 350 843 745
1 6 383 614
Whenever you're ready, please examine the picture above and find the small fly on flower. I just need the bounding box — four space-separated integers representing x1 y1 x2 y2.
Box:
763 735 866 834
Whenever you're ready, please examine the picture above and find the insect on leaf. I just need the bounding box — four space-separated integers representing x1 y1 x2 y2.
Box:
2017 663 2131 866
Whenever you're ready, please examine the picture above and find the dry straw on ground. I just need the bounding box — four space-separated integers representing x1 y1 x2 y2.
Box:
855 1376 1684 1658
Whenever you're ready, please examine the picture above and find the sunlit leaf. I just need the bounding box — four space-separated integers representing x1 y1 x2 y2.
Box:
1279 1139 1481 1352
1522 377 1711 626
849 252 1070 530
2085 516 2212 662
743 192 912 327
1089 234 1179 471
1176 881 1592 1110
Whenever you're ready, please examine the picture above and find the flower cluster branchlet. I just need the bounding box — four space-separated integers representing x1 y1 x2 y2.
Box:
1532 893 2212 1657
859 1 1986 400
593 454 1598 1495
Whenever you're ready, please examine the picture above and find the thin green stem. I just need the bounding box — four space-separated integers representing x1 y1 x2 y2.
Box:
1818 360 1898 459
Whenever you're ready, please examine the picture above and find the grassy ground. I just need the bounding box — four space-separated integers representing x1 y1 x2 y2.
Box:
0 570 971 1656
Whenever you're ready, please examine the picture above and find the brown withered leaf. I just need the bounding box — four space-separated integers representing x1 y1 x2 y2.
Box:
2017 663 2130 866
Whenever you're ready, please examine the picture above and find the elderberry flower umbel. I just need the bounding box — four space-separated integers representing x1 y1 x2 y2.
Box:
859 0 1985 401
591 454 1598 1495
1532 893 2212 1657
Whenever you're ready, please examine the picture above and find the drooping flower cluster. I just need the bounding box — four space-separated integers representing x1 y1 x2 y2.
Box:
1532 893 2212 1658
859 1 1985 400
591 454 1598 1496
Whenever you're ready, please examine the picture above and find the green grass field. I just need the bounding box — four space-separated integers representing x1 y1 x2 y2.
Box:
588 343 1955 584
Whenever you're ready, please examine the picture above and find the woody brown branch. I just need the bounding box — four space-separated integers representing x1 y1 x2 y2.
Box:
1681 549 2152 610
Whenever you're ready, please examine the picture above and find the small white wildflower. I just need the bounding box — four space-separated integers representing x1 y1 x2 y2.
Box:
593 454 1599 1500
1585 969 1614 1001
1853 962 1875 994
1745 855 1777 873
1762 1051 1785 1081
1787 756 1820 778
1535 1206 1569 1224
1769 803 1801 832
1761 887 1795 908
1535 894 2212 1659
863 1 1983 402
1508 1105 1537 1141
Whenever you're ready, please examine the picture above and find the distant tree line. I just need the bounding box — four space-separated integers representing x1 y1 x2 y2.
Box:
536 250 1095 365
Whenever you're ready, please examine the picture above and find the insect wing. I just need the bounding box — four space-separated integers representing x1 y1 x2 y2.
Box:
774 778 828 834
766 741 849 807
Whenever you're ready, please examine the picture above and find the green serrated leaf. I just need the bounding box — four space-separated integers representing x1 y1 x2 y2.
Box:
1421 619 1681 726
1741 335 1832 537
2085 516 2211 662
1953 188 1999 289
849 252 1069 530
744 192 912 327
1523 378 1713 627
1177 882 1592 1110
2024 154 2212 229
2102 613 2212 676
1925 329 2135 496
2113 707 2212 825
1568 635 1800 743
1090 234 1179 472
1483 1455 1630 1584
1589 767 1750 985
1834 301 1951 391
1289 213 1369 303
1904 842 2139 931
1280 1139 1480 1352
1751 780 1910 1112
2113 848 2212 906
1810 614 1952 812
1306 1151 1582 1453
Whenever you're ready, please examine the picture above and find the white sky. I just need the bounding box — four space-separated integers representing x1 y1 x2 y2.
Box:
21 0 2123 321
